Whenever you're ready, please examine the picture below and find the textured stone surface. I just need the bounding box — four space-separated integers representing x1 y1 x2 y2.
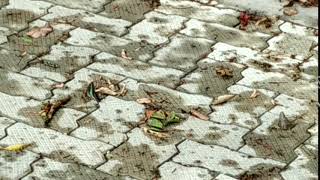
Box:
0 0 317 179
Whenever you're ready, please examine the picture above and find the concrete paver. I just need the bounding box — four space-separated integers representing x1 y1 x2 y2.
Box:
0 0 317 179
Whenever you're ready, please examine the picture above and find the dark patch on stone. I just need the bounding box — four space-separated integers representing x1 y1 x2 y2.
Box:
0 150 27 162
47 150 81 164
0 48 34 72
178 62 244 99
0 9 37 31
244 117 312 162
107 143 160 179
148 16 168 24
151 35 213 72
7 29 68 56
238 163 282 180
233 91 273 115
219 159 240 168
18 105 46 128
101 0 160 23
77 116 115 137
36 161 118 180
300 145 318 175
201 23 269 49
92 36 158 62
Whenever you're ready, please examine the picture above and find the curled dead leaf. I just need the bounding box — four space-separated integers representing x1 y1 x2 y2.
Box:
250 89 261 98
190 109 209 121
212 94 236 105
215 66 233 78
52 83 65 89
137 98 153 104
96 86 118 96
143 127 169 139
27 24 53 38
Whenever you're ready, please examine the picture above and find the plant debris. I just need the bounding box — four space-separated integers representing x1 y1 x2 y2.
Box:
215 66 233 78
137 98 154 104
21 36 33 45
147 110 181 131
190 109 209 121
239 11 250 30
250 89 261 98
283 0 318 7
121 49 133 60
283 7 298 16
51 83 65 89
87 82 100 102
212 94 236 105
143 127 169 139
26 24 53 38
95 81 127 97
0 143 33 153
39 96 71 127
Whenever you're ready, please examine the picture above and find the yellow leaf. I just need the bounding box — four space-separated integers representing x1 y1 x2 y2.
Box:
0 144 32 152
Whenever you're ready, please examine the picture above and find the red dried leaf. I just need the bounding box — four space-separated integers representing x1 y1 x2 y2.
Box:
239 11 250 29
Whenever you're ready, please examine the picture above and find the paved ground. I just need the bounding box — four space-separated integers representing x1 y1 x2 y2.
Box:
0 0 318 179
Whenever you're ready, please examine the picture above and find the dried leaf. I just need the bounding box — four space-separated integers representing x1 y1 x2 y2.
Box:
215 67 233 78
52 83 64 89
27 24 53 38
250 89 261 98
212 94 236 105
143 127 169 139
39 96 71 126
21 51 27 57
190 109 209 121
121 49 133 60
136 98 153 104
0 144 32 152
146 110 156 120
283 7 298 16
239 11 250 29
87 82 100 102
95 86 118 96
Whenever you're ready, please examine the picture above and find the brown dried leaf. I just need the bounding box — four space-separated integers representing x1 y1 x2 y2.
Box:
190 109 209 121
212 94 236 105
250 89 261 98
143 127 169 139
27 24 53 38
52 83 65 89
283 7 298 16
95 87 118 96
215 67 233 78
137 98 153 104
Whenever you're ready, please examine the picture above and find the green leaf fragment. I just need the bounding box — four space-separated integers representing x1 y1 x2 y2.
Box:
151 110 166 120
21 36 33 44
87 82 100 102
148 118 164 130
163 111 180 126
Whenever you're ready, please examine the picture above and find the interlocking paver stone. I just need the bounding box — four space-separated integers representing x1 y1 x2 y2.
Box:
181 19 270 49
124 11 187 45
0 0 318 179
149 34 214 71
157 0 239 26
71 96 145 147
159 161 214 180
0 122 113 167
173 140 285 177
